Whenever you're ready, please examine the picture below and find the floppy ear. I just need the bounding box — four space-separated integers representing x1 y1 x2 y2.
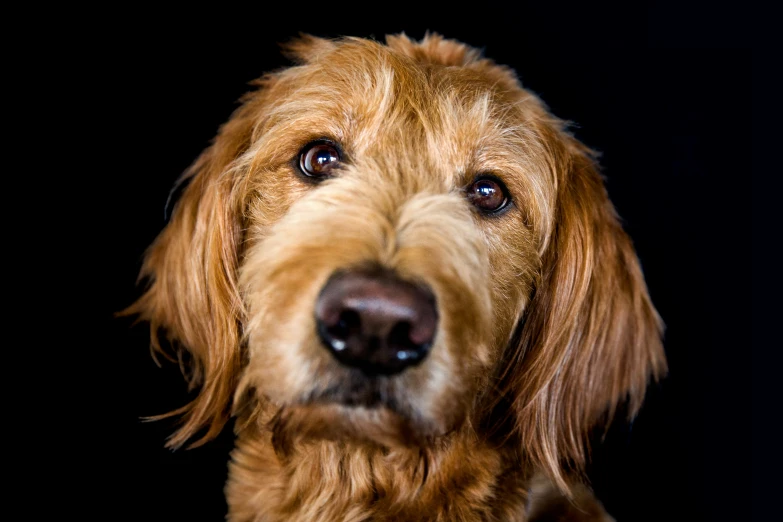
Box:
507 140 667 489
124 90 265 448
125 33 338 448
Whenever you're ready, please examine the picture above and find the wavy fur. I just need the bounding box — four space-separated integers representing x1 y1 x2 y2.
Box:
125 33 666 521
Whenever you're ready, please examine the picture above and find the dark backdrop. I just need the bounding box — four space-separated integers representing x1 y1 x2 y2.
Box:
73 5 754 521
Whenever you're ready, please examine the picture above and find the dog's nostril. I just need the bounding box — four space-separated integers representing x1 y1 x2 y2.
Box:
388 321 412 347
315 270 438 376
387 322 425 362
324 309 362 351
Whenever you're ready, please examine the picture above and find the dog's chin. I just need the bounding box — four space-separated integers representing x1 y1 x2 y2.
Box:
269 403 421 452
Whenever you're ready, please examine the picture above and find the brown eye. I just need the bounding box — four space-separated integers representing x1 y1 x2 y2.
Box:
299 140 341 178
468 176 510 213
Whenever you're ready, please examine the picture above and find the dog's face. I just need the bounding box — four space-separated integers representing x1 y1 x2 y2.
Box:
130 34 665 484
236 35 552 445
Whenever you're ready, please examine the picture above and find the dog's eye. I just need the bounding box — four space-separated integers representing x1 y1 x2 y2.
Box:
299 140 342 178
468 176 510 213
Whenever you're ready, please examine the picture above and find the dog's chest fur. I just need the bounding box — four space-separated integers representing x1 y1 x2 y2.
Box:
226 418 529 522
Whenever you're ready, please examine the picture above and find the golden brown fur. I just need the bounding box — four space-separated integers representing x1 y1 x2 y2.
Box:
126 33 666 521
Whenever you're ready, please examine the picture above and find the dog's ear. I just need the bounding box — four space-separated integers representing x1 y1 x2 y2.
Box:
124 94 265 448
507 140 667 489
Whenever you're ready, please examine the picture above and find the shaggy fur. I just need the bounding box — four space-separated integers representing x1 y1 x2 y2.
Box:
126 33 666 521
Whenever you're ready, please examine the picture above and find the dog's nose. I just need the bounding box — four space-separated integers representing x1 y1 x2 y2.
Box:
315 270 438 375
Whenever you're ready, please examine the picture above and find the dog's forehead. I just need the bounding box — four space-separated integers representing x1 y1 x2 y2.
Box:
293 40 532 134
259 39 555 190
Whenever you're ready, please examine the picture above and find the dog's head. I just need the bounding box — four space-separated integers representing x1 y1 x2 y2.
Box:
128 34 665 487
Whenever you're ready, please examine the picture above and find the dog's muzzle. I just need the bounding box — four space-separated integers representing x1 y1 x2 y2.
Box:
315 269 438 376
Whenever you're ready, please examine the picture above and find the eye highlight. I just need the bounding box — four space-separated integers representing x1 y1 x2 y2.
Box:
298 140 342 178
467 175 511 214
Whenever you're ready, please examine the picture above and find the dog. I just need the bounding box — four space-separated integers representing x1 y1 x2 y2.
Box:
126 33 666 521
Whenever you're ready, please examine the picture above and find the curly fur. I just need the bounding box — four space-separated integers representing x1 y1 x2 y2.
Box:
125 33 666 521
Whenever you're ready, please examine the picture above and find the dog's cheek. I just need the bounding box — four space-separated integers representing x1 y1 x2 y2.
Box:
484 216 541 353
242 170 316 247
239 265 336 405
415 282 494 431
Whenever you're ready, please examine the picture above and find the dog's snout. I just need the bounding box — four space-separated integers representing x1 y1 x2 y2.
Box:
315 271 438 375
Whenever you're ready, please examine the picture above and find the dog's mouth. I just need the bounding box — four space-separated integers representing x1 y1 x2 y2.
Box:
308 371 397 410
261 369 444 449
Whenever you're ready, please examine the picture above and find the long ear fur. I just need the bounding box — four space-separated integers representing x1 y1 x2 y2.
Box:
123 94 263 448
507 140 667 489
124 35 336 449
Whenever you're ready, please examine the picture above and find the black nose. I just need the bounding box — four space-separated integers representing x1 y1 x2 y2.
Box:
315 270 438 375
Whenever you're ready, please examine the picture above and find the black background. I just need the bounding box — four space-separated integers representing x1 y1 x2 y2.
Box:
62 4 755 521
